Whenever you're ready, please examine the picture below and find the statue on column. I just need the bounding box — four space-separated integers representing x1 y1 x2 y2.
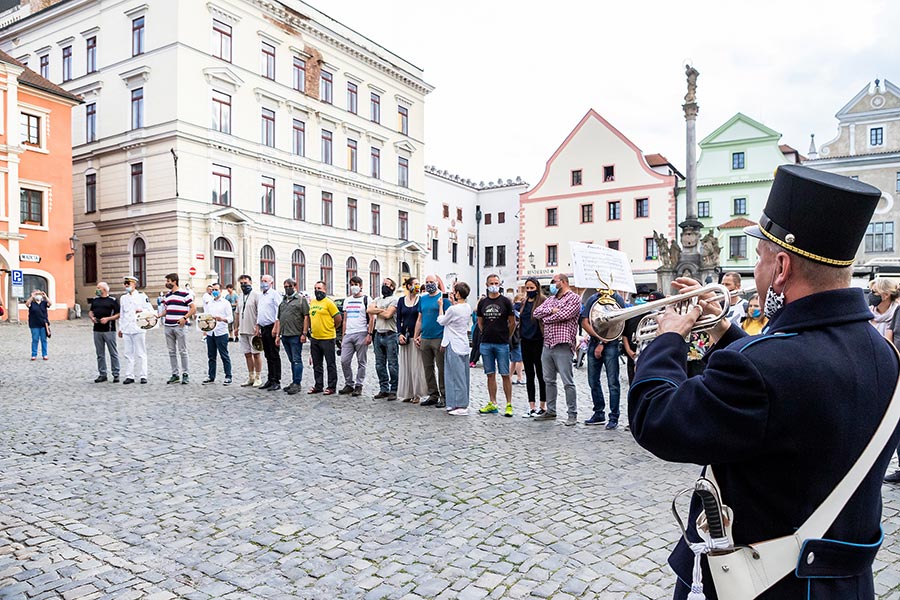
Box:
684 65 699 104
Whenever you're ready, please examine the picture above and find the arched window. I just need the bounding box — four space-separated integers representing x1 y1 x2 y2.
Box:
213 237 234 288
400 261 411 281
369 260 381 297
320 253 333 295
23 274 49 299
132 238 146 288
260 245 276 279
292 249 306 291
345 256 357 295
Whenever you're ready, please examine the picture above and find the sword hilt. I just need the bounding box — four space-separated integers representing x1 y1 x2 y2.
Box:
695 478 726 539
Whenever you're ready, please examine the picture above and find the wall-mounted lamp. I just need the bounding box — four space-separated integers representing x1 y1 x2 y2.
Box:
66 233 79 261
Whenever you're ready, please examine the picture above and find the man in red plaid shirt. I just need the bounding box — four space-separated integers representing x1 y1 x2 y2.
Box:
532 273 582 426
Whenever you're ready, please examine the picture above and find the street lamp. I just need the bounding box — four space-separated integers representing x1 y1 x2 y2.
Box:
475 206 482 297
66 233 79 261
528 251 535 269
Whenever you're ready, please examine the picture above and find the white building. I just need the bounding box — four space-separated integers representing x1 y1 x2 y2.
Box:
0 0 432 305
424 166 526 296
519 109 682 287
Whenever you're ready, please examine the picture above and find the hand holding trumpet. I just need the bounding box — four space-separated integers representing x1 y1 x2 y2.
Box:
655 277 730 342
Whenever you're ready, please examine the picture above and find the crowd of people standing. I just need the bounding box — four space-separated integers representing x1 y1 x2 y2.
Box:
73 270 780 430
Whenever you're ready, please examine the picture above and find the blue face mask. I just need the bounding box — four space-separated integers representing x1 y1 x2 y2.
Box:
750 308 762 319
212 290 220 298
634 297 647 305
260 282 270 292
549 283 558 296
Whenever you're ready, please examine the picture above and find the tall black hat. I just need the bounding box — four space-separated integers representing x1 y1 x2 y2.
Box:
744 165 882 266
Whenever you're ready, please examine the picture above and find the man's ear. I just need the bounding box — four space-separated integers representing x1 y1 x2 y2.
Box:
774 251 792 289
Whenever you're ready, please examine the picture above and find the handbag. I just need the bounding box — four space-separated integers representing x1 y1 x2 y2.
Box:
45 323 51 338
685 345 900 600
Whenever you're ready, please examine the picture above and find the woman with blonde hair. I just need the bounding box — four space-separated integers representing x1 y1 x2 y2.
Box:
740 292 768 335
869 277 899 343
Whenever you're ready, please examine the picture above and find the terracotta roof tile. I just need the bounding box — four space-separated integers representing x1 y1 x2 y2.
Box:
0 49 82 103
718 217 757 229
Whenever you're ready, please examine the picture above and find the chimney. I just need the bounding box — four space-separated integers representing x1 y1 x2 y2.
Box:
808 134 818 160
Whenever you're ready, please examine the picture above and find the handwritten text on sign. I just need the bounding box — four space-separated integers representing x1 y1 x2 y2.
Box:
570 242 636 293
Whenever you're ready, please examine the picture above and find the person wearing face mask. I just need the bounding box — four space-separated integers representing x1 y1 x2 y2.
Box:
160 273 196 385
88 282 120 382
396 277 427 403
202 282 233 386
739 292 768 335
367 277 399 400
25 288 51 360
235 275 263 387
629 165 900 600
277 277 310 395
532 273 583 426
519 277 547 417
254 274 283 391
338 276 374 397
414 274 451 407
118 275 153 384
868 277 899 343
475 274 516 417
307 280 342 395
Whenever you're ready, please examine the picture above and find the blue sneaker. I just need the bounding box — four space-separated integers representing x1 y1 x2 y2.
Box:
605 420 618 430
584 414 606 426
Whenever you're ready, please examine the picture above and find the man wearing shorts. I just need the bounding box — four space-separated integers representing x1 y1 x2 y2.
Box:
476 274 516 417
235 274 263 387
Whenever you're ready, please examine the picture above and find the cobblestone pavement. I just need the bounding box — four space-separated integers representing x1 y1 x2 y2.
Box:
1 322 900 599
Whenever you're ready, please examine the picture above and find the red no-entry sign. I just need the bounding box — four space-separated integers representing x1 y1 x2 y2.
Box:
189 266 197 276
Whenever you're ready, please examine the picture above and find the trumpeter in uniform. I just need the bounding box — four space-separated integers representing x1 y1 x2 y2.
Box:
629 165 900 599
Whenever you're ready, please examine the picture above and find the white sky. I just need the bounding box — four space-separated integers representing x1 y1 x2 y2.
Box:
321 0 900 187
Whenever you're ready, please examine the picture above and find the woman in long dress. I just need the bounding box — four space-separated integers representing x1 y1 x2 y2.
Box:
396 277 428 403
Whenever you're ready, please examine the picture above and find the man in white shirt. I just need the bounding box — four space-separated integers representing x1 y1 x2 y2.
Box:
118 275 153 384
202 282 234 385
722 271 747 325
339 276 373 396
254 274 283 390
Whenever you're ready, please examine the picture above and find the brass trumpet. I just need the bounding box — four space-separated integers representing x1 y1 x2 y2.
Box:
589 284 749 343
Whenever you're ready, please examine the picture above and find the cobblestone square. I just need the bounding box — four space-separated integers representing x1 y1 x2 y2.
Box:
1 322 899 599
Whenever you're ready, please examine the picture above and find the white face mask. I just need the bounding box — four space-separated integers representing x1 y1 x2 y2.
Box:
35 295 43 303
350 285 361 296
487 285 500 294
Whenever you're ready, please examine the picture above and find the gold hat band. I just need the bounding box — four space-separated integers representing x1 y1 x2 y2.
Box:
759 226 855 266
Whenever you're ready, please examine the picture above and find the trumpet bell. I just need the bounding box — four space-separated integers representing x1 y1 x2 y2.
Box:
589 301 625 342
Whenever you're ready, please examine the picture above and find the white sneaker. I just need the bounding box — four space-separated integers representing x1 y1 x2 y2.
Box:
521 409 536 418
449 408 469 416
253 377 264 387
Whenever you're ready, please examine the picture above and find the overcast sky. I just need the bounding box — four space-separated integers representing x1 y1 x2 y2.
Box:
322 0 900 187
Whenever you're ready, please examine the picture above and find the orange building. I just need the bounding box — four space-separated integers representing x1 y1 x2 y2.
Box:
0 50 80 321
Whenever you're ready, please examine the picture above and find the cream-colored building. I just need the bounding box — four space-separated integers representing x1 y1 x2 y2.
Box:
806 78 900 269
519 109 682 287
0 0 432 305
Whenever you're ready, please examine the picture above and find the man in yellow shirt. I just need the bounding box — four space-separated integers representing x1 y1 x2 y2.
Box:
308 280 342 395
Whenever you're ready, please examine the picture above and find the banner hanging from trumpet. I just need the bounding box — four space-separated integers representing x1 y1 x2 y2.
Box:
570 242 637 294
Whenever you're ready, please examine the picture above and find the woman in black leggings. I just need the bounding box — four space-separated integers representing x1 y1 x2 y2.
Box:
519 277 547 417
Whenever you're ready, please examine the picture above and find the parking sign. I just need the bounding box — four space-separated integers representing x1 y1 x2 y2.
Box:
11 269 24 297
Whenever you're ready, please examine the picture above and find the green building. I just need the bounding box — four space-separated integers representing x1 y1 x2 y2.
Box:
677 113 802 280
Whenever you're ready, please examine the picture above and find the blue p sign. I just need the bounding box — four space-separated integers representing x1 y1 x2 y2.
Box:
11 269 23 285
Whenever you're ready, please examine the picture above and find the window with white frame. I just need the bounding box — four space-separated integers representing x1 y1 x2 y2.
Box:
292 56 306 92
866 221 894 252
729 235 747 259
212 20 231 62
131 88 144 129
211 90 231 133
21 113 40 146
86 103 97 142
130 163 143 204
20 189 42 225
212 164 231 206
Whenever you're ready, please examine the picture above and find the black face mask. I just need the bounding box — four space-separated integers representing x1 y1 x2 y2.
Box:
870 293 883 307
381 285 394 298
526 290 537 299
314 290 326 301
284 286 295 296
240 284 252 294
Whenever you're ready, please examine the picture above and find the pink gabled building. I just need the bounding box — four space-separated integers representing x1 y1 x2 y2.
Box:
519 109 682 288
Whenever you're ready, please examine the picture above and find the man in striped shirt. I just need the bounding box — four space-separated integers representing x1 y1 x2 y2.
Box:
161 272 196 384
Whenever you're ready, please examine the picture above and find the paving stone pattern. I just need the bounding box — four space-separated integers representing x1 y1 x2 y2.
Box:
1 322 899 599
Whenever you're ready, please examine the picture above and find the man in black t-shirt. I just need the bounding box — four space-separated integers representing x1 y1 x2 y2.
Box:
476 274 516 416
88 282 121 383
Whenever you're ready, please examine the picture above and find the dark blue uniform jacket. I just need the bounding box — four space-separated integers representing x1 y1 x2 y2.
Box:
629 288 900 599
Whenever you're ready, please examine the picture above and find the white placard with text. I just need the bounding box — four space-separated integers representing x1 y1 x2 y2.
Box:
570 242 636 293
